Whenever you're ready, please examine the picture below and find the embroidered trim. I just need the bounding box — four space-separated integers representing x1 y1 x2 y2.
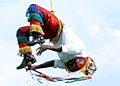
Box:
51 19 64 43
29 24 45 35
19 46 32 54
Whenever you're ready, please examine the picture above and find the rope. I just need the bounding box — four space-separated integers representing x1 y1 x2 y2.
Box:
49 0 55 13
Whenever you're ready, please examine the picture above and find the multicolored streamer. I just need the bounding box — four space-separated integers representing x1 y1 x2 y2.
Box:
29 69 92 83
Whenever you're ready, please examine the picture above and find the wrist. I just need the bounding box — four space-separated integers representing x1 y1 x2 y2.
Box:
46 45 52 50
46 45 62 52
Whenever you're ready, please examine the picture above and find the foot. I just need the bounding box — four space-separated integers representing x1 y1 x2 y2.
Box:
16 57 27 70
27 53 37 64
16 54 36 70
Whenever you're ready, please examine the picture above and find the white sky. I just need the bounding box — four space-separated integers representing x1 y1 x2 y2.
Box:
0 0 120 86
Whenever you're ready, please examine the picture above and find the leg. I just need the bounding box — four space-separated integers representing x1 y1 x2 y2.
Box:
33 60 55 69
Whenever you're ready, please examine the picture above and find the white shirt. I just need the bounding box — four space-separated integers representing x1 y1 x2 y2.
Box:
53 25 87 68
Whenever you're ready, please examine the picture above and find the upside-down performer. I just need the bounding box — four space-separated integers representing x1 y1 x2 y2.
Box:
16 4 96 75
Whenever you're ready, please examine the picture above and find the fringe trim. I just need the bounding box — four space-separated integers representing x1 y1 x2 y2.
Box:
51 19 64 43
28 13 44 26
17 36 29 43
19 46 32 55
29 24 45 35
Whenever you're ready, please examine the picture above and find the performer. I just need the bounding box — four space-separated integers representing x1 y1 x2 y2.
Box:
28 25 97 75
17 4 96 75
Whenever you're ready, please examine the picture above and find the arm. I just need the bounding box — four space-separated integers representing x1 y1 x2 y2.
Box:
46 45 62 52
36 44 62 56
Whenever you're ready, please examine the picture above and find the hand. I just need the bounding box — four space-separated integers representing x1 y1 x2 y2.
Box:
36 45 48 56
25 65 35 71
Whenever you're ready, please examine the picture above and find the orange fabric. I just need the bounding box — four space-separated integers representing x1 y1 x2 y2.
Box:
30 19 42 26
19 42 28 48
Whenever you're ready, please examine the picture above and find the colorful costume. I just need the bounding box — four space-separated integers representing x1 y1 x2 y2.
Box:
16 4 96 75
17 26 31 55
16 4 63 69
26 4 63 41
